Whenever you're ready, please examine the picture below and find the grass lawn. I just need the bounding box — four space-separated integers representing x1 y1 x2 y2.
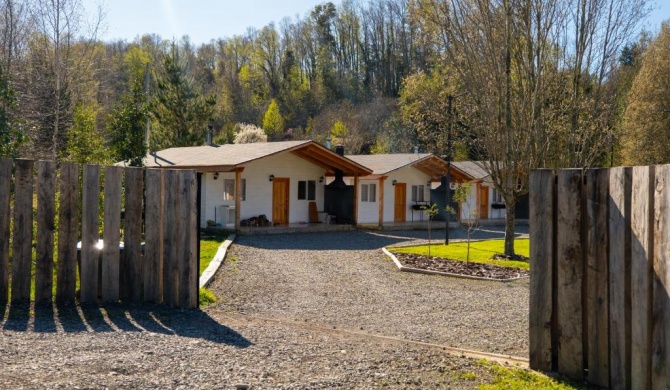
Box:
199 234 228 276
478 360 582 389
391 238 530 270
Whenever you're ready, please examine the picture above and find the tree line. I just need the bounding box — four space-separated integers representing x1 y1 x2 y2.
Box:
0 0 664 255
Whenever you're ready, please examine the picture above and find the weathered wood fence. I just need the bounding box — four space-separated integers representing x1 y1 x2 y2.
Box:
0 159 198 308
529 167 670 388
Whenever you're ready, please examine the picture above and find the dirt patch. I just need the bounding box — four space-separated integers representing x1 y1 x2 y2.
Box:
395 253 529 280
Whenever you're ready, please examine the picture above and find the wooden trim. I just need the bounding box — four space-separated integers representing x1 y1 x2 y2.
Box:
353 174 359 224
378 177 385 227
235 169 241 230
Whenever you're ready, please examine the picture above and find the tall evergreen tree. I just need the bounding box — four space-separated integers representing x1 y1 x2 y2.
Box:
151 42 215 148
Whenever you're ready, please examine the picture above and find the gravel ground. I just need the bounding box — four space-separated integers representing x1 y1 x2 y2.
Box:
211 227 530 357
0 303 505 389
0 225 529 388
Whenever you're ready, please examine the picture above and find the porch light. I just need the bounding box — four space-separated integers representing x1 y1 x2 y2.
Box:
450 182 457 190
269 174 274 182
319 176 324 183
213 172 219 180
392 180 397 186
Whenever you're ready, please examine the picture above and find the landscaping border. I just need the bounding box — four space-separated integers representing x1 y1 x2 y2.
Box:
382 248 529 283
199 234 236 288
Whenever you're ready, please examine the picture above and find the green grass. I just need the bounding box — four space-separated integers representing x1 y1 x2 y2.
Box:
391 238 530 270
198 287 217 307
479 360 582 389
199 234 228 276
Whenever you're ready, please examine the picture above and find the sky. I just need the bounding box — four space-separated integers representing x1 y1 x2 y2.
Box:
84 0 669 46
83 0 342 45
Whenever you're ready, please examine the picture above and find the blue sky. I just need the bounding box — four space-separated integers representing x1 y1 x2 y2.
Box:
84 0 341 44
84 0 669 45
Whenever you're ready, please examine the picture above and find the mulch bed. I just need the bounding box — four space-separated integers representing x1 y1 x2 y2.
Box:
395 253 530 280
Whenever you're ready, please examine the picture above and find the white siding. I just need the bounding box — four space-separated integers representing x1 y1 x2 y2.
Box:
200 152 327 227
349 166 432 224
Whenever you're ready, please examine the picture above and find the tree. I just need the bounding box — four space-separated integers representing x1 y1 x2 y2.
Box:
262 98 284 140
65 103 109 164
621 23 670 164
415 0 649 256
233 123 268 144
0 62 23 157
108 47 151 166
151 42 215 149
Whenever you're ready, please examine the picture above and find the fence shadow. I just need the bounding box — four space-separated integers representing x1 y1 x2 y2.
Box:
0 303 252 349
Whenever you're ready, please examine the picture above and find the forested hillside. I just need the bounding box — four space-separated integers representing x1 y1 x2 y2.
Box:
0 0 661 173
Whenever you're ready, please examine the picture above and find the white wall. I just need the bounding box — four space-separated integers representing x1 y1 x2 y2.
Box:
348 166 433 224
200 152 327 227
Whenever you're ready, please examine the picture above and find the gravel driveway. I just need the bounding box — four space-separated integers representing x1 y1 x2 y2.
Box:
211 227 530 357
0 226 530 388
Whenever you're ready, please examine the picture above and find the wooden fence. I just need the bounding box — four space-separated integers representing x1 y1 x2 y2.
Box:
529 167 670 389
0 159 198 308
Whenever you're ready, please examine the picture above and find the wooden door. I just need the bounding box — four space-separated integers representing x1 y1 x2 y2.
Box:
272 178 290 225
394 183 406 222
479 185 489 219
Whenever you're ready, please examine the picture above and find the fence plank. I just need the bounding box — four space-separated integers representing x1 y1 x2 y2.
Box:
585 168 609 388
57 163 79 303
556 169 584 380
162 169 176 307
144 169 164 303
0 159 11 303
123 167 144 303
529 169 555 371
171 170 184 307
176 171 198 309
652 165 670 387
609 166 632 390
188 171 198 308
102 166 122 303
631 166 654 389
35 161 56 304
80 164 100 304
11 159 34 303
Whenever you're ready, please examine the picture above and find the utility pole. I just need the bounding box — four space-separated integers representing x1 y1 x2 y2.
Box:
445 95 453 245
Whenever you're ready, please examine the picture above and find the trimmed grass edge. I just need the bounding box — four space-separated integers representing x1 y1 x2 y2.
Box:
199 234 236 288
381 248 529 283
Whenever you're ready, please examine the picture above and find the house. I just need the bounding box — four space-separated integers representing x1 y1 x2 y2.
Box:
448 161 505 221
343 153 449 227
140 140 372 229
448 161 530 222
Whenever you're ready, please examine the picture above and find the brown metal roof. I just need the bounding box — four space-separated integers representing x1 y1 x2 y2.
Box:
346 154 449 180
138 140 372 176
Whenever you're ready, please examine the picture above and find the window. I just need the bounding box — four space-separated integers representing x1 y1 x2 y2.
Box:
361 183 376 202
298 180 316 200
492 188 503 203
411 185 425 202
223 179 246 201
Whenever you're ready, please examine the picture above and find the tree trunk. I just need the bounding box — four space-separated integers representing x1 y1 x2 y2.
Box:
504 199 516 256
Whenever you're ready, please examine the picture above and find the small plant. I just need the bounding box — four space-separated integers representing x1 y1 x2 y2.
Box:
445 183 479 264
420 203 440 256
206 219 216 227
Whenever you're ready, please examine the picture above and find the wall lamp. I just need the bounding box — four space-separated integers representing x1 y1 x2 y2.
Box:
319 176 324 183
213 172 219 180
269 174 275 182
392 180 397 186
